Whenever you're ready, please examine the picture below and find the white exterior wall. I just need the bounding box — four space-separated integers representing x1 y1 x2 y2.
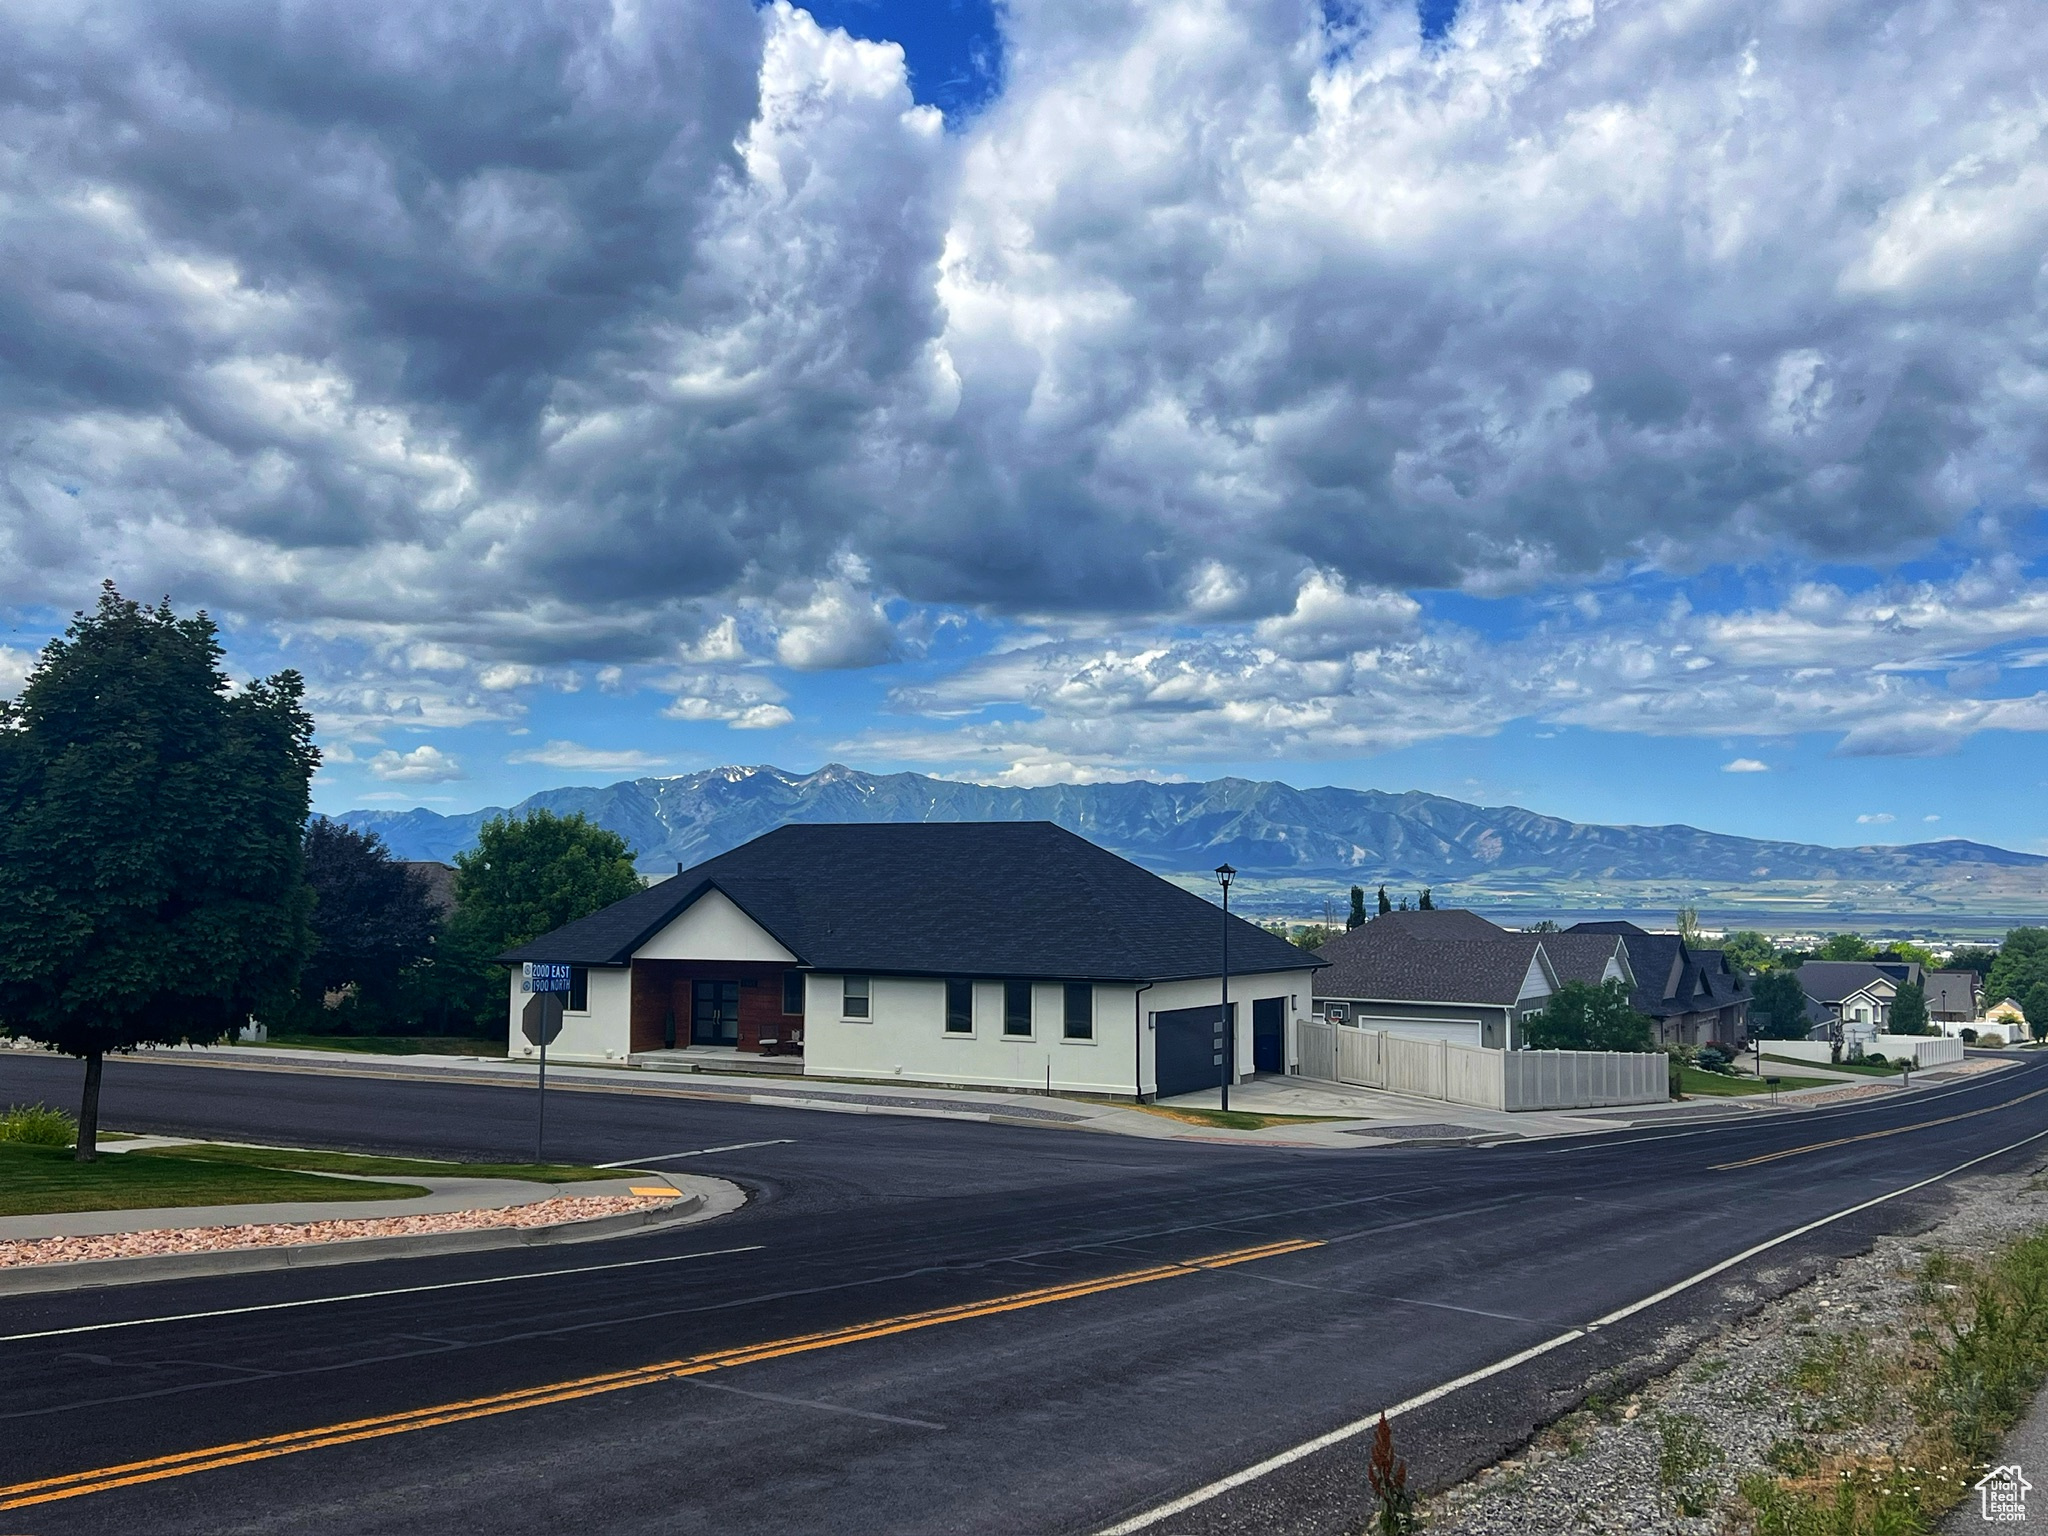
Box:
1141 971 1314 1097
634 889 796 962
799 968 1314 1097
506 965 631 1064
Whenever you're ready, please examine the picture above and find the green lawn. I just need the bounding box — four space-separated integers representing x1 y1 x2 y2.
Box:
1763 1053 1902 1078
254 1034 508 1058
150 1143 623 1184
1679 1065 1832 1098
0 1141 427 1218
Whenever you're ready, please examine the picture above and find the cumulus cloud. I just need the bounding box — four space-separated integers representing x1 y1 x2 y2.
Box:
662 670 794 729
0 646 35 698
1722 758 1769 774
771 576 900 670
507 740 668 772
367 745 465 782
1857 812 1897 825
6 0 2048 788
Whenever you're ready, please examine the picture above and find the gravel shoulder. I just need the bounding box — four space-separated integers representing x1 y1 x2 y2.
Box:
1415 1160 2048 1535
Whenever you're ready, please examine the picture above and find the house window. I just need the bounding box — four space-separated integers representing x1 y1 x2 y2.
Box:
1004 981 1033 1037
843 976 871 1019
782 972 805 1016
945 979 973 1034
568 967 589 1013
1063 983 1093 1040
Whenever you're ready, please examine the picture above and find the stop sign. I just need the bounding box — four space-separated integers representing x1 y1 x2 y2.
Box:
521 991 564 1047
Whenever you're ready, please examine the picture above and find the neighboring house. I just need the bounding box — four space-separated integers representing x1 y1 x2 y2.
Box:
1794 959 1921 1046
1925 970 1983 1028
498 822 1320 1099
1538 931 1636 990
1311 910 1629 1049
1563 922 1751 1047
401 860 458 915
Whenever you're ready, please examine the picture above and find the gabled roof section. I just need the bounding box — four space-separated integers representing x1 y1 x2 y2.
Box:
1795 960 1902 1005
499 822 1319 983
1563 922 1748 1019
1540 932 1634 988
1925 970 1981 1014
1312 911 1544 1007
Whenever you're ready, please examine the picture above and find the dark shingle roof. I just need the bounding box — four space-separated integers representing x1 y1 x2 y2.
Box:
1365 909 1511 941
1540 931 1631 987
1925 970 1980 1016
1312 913 1543 1006
498 822 1318 983
1563 923 1748 1019
1793 960 1898 1005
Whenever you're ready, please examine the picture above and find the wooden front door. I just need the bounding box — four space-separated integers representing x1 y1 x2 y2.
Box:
692 979 740 1046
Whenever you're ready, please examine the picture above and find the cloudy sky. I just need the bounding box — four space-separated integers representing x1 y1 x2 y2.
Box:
3 0 2045 847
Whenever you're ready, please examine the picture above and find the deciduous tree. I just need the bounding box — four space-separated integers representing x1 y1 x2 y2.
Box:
0 586 316 1158
297 818 442 1031
1817 932 1875 961
1719 930 1778 975
1987 930 2048 1012
431 810 642 1028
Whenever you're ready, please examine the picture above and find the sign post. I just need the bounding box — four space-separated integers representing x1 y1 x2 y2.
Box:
521 963 571 1162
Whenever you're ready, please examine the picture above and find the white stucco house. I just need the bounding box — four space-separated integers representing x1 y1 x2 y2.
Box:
499 822 1322 1099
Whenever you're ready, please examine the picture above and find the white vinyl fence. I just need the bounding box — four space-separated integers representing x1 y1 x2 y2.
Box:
1294 1021 1664 1111
1762 1035 1965 1068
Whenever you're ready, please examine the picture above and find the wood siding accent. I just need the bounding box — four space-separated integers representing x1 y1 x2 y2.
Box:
629 959 803 1053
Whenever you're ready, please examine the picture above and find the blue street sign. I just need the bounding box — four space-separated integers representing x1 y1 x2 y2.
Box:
522 962 572 994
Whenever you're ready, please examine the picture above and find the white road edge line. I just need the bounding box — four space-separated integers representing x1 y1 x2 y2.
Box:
0 1245 766 1344
1095 1120 2048 1536
598 1140 794 1167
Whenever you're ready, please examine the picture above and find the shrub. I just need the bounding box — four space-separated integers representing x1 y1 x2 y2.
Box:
1695 1045 1736 1074
1979 1031 2007 1049
1960 1028 1978 1045
0 1102 77 1146
1864 1052 1887 1067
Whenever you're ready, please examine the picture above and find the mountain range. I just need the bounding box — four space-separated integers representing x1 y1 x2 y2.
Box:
338 764 2048 927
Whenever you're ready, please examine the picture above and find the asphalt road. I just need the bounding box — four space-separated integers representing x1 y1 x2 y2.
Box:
4 1050 2047 1536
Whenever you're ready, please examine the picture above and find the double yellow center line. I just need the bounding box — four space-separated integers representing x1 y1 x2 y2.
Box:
0 1236 1320 1512
1713 1083 2048 1170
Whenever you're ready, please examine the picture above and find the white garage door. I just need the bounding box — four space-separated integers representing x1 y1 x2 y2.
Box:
1350 1018 1484 1047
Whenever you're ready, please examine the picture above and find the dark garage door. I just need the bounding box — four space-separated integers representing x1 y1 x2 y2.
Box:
1155 1003 1233 1099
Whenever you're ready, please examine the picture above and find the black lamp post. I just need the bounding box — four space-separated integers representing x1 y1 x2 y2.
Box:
1217 863 1236 1111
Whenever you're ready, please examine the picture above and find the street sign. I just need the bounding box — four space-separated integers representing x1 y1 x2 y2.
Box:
522 962 572 994
522 992 564 1047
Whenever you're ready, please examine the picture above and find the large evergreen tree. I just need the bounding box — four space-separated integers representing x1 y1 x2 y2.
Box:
1888 979 1930 1036
1348 886 1367 929
0 586 317 1157
1749 970 1813 1040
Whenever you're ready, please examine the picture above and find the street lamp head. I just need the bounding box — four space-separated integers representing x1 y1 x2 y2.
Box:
1215 863 1236 889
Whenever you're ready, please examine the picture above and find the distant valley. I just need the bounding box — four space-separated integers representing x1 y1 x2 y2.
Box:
338 764 2048 934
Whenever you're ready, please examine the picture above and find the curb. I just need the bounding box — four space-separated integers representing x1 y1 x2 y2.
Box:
0 1181 739 1299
